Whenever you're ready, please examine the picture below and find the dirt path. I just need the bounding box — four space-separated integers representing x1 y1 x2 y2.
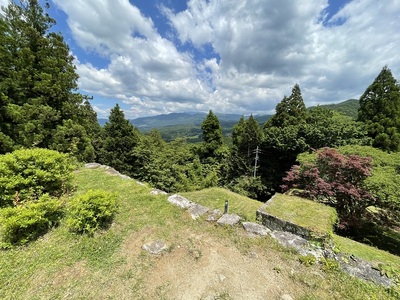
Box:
134 233 305 300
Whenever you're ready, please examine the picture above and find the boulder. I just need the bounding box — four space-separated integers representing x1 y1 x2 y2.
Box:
217 214 241 226
105 168 120 176
84 163 102 169
168 194 193 209
206 209 222 222
150 189 167 195
142 240 169 255
188 203 209 219
242 222 271 237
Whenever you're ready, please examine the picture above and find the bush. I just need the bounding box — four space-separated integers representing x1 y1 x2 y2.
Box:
0 148 76 207
0 194 64 248
66 190 118 235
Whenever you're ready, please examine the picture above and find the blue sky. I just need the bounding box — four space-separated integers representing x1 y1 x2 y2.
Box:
2 0 399 119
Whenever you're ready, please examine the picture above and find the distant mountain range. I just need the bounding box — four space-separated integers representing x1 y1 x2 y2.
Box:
98 99 359 141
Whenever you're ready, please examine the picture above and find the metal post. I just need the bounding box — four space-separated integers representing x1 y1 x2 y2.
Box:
253 146 259 178
224 200 229 214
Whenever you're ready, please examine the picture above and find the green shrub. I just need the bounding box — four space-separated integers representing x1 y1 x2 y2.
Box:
299 254 317 266
0 194 64 248
66 190 118 235
0 148 76 207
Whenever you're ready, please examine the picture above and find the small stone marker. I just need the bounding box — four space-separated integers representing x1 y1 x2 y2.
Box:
84 163 101 169
167 194 193 209
242 222 271 236
217 213 241 226
142 240 169 255
188 203 209 219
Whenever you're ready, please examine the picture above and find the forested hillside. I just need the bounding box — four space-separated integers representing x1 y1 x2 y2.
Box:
0 1 399 292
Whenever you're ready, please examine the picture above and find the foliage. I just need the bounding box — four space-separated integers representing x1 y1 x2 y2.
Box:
337 145 400 226
358 66 400 152
299 254 316 266
50 119 95 162
304 107 371 149
308 99 360 119
229 115 264 183
0 0 97 158
0 148 75 208
225 176 269 199
66 189 118 235
282 148 374 228
132 132 221 193
99 104 140 175
266 84 307 128
0 194 63 248
200 110 224 158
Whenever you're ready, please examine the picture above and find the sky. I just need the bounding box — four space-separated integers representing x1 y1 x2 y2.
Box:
1 0 400 119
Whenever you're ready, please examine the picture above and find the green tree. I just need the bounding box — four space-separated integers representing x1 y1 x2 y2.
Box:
266 84 307 128
201 110 223 158
0 0 96 157
304 107 371 149
100 104 140 175
282 148 374 228
358 66 400 152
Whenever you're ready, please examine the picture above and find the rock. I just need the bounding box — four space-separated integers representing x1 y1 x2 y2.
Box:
119 174 132 180
105 168 120 175
188 203 209 219
84 163 102 169
168 194 194 209
142 240 169 255
206 209 222 222
337 254 394 287
217 214 241 226
150 189 167 195
242 222 271 237
136 181 146 186
281 294 294 300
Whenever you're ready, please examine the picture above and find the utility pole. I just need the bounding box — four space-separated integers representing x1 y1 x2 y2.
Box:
253 146 260 177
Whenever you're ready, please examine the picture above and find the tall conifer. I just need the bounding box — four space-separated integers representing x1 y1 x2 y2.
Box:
358 66 400 151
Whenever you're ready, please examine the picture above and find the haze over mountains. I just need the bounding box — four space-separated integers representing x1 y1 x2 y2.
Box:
98 99 359 130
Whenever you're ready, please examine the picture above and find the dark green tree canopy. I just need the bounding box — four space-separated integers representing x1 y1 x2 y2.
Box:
201 110 223 157
99 104 140 175
266 84 307 128
358 66 400 152
0 0 97 157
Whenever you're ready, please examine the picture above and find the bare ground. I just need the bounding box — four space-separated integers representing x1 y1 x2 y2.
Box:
121 229 314 300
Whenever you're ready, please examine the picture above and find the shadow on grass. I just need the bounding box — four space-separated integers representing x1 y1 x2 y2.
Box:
336 221 400 257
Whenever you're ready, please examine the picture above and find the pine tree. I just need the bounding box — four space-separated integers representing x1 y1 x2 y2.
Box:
267 84 307 128
201 110 223 158
0 0 96 154
100 104 140 175
358 66 400 152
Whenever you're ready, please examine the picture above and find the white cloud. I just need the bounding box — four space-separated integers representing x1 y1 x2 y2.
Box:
53 0 400 118
52 0 213 118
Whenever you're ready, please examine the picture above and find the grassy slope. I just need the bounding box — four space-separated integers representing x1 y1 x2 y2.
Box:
0 167 398 299
260 193 338 237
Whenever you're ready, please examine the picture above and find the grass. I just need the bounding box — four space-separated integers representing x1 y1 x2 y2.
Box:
333 234 400 269
0 167 398 299
259 193 338 236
